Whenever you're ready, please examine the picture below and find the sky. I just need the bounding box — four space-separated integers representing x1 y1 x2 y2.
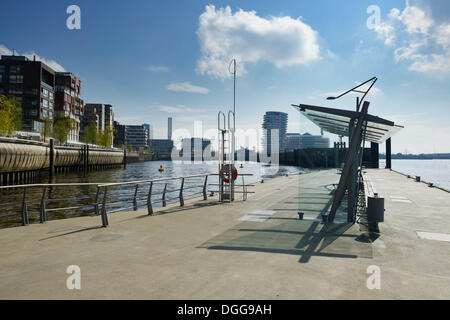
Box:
1 0 450 154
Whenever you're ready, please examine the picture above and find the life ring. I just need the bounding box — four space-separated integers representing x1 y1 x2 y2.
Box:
220 164 238 183
158 165 164 172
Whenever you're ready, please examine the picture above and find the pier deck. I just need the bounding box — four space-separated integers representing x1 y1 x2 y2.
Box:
0 169 449 299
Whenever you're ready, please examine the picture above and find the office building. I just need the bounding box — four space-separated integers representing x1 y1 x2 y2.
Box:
113 120 126 148
284 132 330 151
83 104 105 132
262 111 288 155
143 123 153 141
149 139 174 154
0 54 56 133
125 124 149 150
299 133 330 149
181 138 211 153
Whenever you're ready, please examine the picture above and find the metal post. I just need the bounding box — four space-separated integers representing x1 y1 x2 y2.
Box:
179 178 185 207
203 175 208 200
328 101 370 222
49 138 54 179
21 187 29 226
133 184 139 211
386 138 392 169
39 186 47 223
162 183 167 207
101 187 109 227
147 182 153 215
94 186 100 215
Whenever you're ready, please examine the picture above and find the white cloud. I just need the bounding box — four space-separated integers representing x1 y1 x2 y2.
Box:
146 65 169 72
372 1 450 74
166 82 210 94
196 5 320 79
0 44 66 72
158 105 206 113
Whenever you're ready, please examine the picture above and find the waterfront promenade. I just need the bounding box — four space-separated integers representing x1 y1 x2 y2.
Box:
0 169 449 299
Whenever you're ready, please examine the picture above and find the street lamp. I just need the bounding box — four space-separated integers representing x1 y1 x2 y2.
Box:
326 76 377 112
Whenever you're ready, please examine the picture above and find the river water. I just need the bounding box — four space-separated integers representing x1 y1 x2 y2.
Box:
0 161 305 228
380 159 450 191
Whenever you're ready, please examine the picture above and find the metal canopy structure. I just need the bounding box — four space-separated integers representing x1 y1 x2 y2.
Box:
291 101 403 225
291 104 403 144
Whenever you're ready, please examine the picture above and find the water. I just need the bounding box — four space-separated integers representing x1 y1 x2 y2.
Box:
380 159 450 191
0 161 305 228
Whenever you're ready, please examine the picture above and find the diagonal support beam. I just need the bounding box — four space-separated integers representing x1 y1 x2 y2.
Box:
328 101 370 222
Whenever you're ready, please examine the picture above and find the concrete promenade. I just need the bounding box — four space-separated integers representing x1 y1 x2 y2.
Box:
0 169 449 299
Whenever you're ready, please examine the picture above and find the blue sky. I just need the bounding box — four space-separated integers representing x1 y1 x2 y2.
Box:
1 0 450 153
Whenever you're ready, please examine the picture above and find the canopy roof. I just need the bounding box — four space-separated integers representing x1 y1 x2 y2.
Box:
291 104 403 143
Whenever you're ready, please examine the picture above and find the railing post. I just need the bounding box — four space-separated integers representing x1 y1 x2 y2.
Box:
133 184 139 211
94 186 100 215
21 187 29 226
162 183 167 207
242 175 247 201
39 186 47 223
179 178 185 207
203 175 208 200
101 187 109 227
147 182 154 215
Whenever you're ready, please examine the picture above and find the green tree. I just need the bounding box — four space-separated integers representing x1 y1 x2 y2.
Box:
0 94 22 136
128 145 133 152
82 121 98 145
53 117 76 145
97 125 114 148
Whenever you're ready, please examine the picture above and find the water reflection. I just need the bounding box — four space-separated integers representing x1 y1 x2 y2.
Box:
0 161 306 228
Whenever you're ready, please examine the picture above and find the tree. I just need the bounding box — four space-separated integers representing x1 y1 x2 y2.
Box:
128 145 133 152
82 121 98 145
0 94 22 136
54 117 76 145
97 125 114 148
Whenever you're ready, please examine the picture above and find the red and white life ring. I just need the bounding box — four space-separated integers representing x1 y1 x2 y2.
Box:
220 164 238 183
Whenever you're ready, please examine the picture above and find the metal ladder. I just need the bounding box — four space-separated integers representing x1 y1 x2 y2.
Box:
218 111 235 202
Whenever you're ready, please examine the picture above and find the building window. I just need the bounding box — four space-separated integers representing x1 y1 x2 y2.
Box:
42 99 49 108
41 88 49 98
0 74 3 83
10 65 23 74
0 87 4 94
9 86 23 94
49 101 54 109
0 65 5 73
9 75 23 83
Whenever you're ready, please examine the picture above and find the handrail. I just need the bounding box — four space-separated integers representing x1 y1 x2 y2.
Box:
0 172 254 228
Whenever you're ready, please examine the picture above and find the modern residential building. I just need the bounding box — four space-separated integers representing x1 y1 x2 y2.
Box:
262 111 288 155
83 104 105 132
125 124 149 150
168 117 172 140
104 104 114 129
54 72 83 142
149 139 174 154
0 54 56 134
113 120 126 148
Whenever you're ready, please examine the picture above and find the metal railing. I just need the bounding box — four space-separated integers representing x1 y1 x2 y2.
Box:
0 173 254 228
